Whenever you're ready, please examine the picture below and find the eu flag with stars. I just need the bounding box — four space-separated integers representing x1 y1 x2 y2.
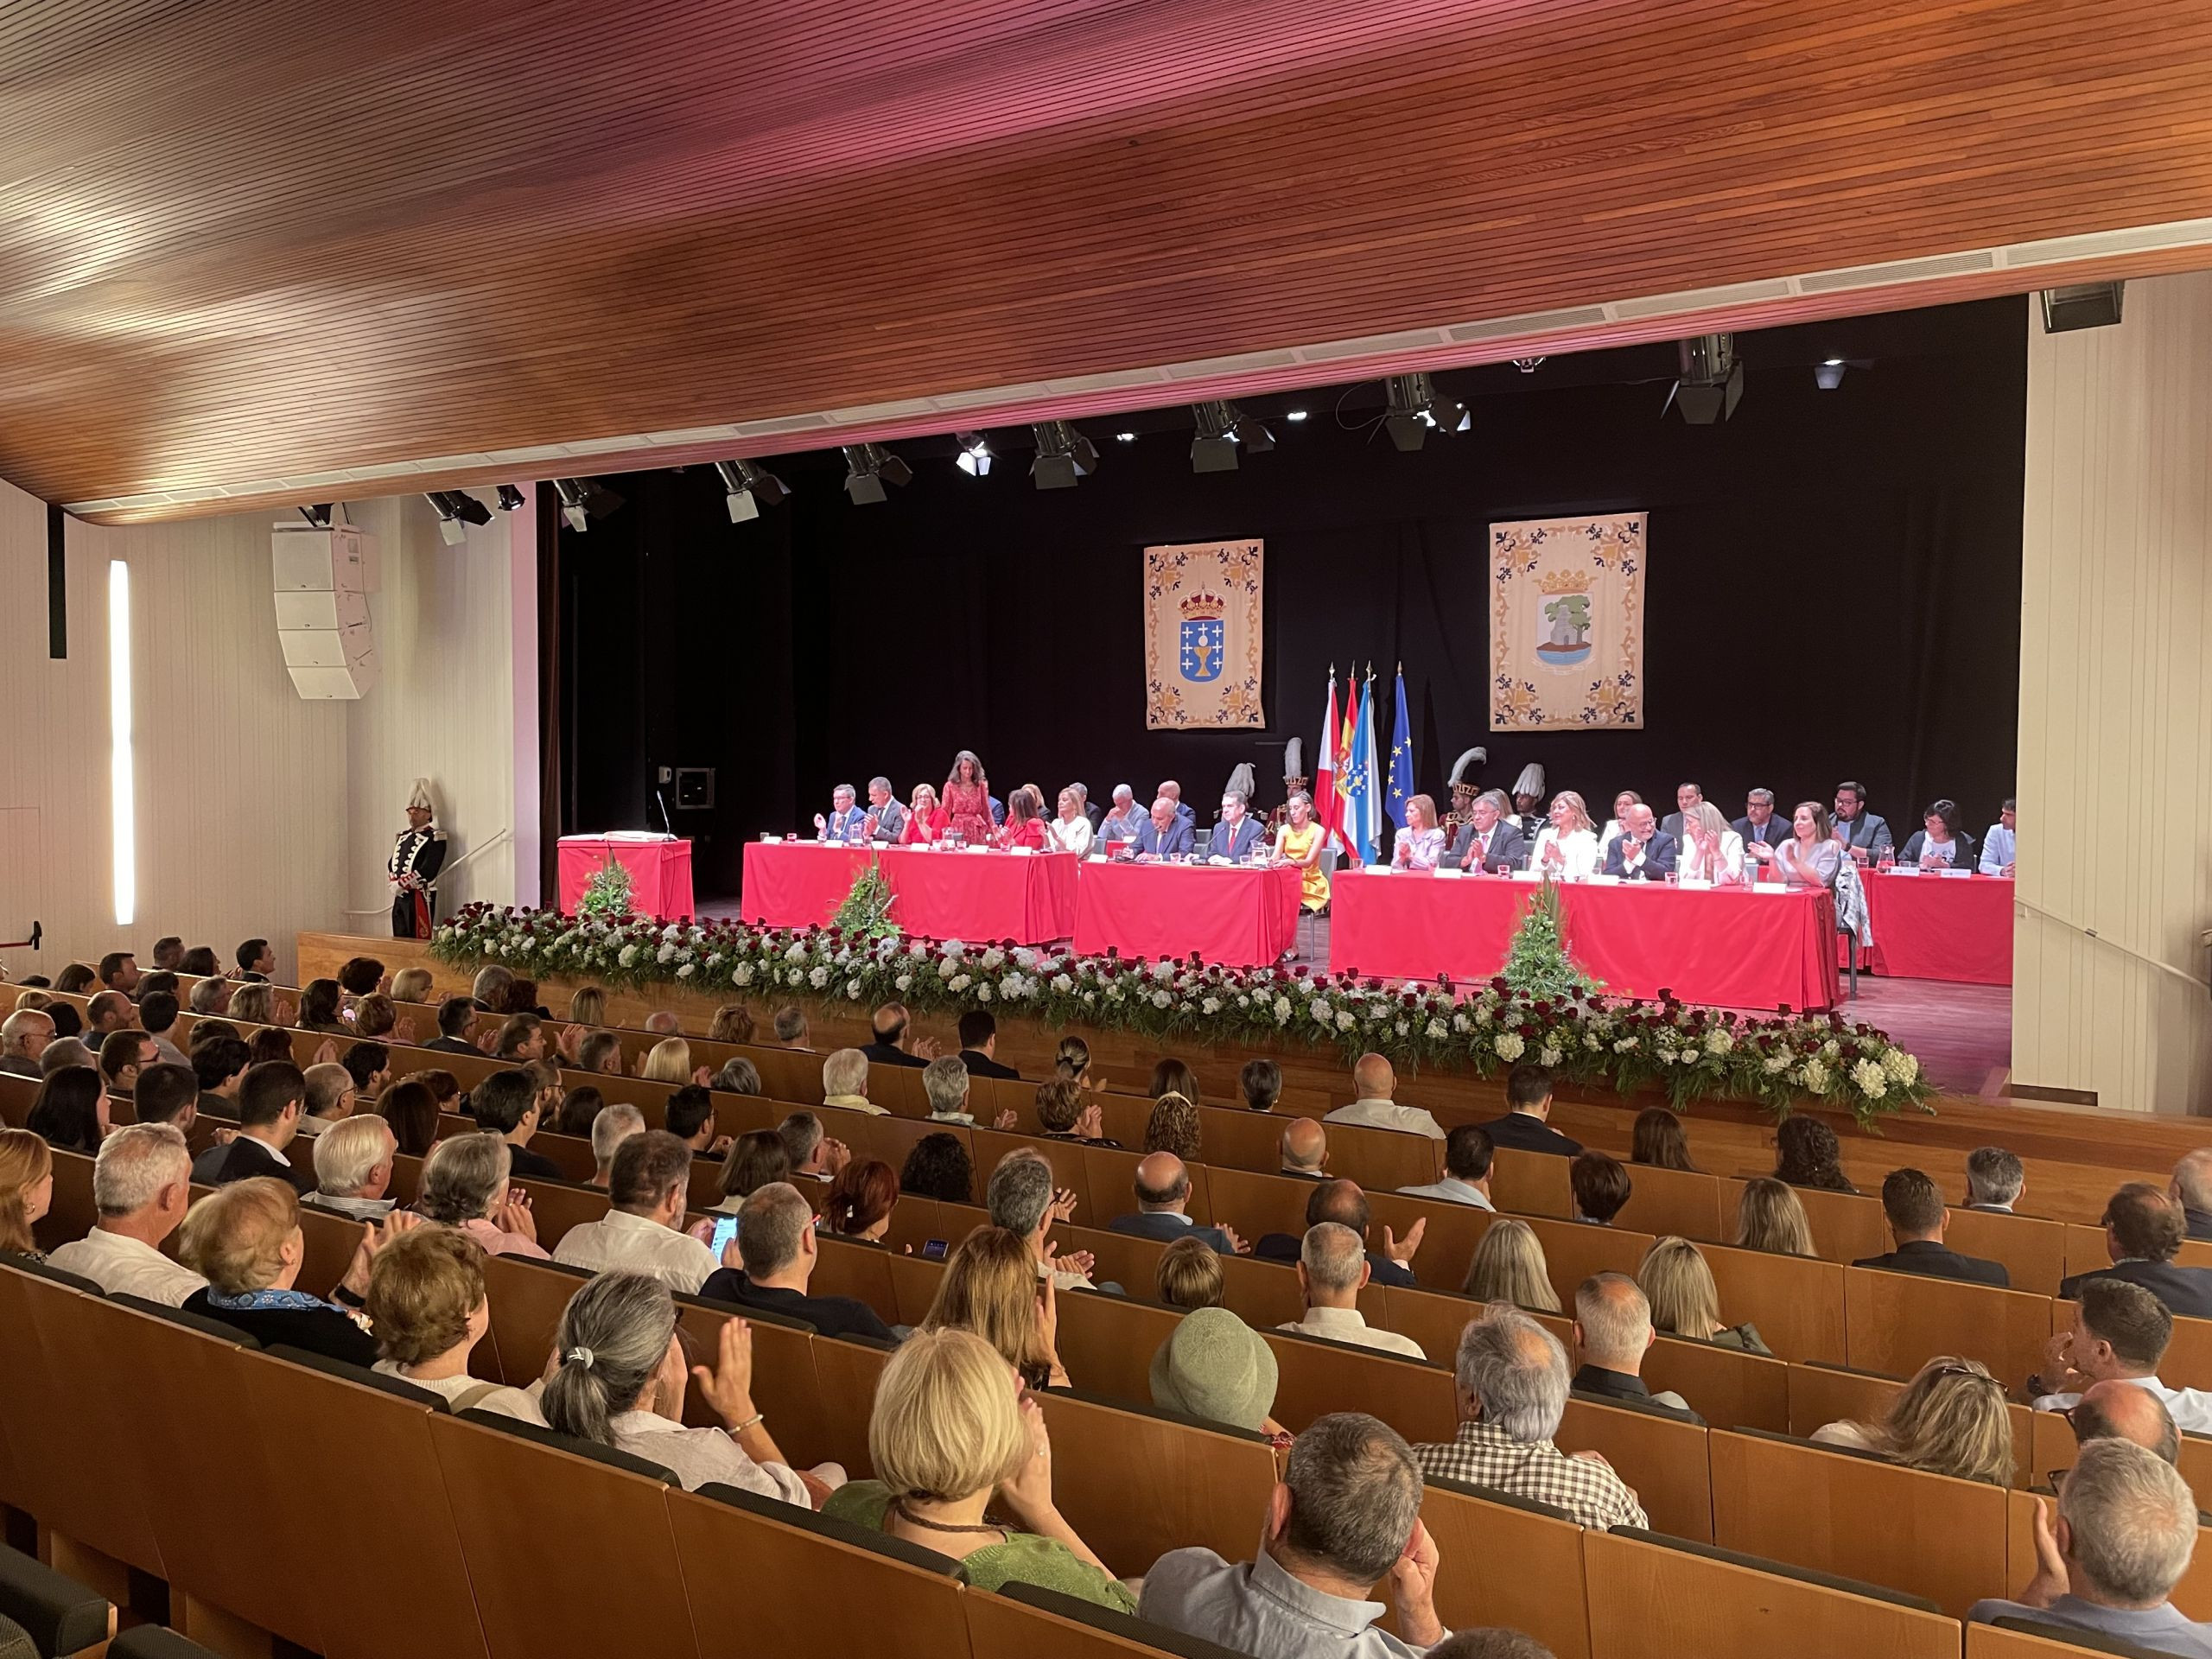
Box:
1386 667 1415 828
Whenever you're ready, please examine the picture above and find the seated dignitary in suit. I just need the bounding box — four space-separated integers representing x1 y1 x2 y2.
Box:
1600 803 1676 880
1732 787 1794 868
1209 788 1268 861
1451 789 1528 874
1475 1065 1584 1157
1131 796 1195 860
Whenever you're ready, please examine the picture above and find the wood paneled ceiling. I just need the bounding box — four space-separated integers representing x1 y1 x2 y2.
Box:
6 0 2212 523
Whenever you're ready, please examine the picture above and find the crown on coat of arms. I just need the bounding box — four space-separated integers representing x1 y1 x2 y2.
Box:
1537 569 1592 595
1179 590 1227 620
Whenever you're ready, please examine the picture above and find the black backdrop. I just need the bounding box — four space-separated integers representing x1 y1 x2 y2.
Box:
558 298 2027 901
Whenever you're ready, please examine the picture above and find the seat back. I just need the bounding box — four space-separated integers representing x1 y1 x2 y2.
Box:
1488 1147 1573 1220
1584 1527 1958 1659
1844 1268 2052 1384
1701 1243 1847 1363
671 1294 834 1466
509 1177 616 1249
963 1583 1241 1659
1420 1481 1592 1659
34 1146 97 1251
1613 1164 1725 1243
810 1335 895 1477
1053 1287 1188 1409
1947 1210 2067 1296
2030 1406 2212 1509
1259 1331 1454 1442
1322 1122 1445 1198
1560 1395 1713 1540
1639 1334 1789 1433
477 1252 592 1386
809 1234 901 1321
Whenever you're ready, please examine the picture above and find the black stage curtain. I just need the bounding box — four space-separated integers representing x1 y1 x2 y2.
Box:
561 299 2027 901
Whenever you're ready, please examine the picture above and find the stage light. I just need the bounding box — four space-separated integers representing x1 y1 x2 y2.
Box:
842 443 912 505
1285 410 1308 422
426 490 492 544
1815 358 1847 391
1189 400 1272 472
1512 357 1546 374
298 504 334 528
552 477 624 531
1030 421 1099 490
713 458 789 523
108 560 135 927
2041 282 2125 333
1664 335 1743 423
1116 431 1136 442
494 485 527 512
1382 373 1466 450
954 432 994 477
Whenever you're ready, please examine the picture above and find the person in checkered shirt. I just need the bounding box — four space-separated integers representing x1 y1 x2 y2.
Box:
1408 1304 1647 1532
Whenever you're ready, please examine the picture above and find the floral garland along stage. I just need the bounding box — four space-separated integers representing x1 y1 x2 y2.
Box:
431 904 1934 1127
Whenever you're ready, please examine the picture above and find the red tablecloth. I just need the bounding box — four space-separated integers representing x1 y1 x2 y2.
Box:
556 836 696 918
1331 872 1840 1011
739 842 1078 944
1850 871 2014 985
1073 860 1302 969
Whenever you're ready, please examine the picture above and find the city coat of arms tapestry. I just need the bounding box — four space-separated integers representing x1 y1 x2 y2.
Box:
1144 539 1264 728
1488 513 1645 731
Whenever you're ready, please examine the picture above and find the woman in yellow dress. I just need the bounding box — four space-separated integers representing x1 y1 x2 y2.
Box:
1273 791 1330 913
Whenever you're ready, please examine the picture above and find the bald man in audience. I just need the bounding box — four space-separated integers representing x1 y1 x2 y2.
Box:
1325 1052 1445 1140
2172 1152 2212 1243
82 990 132 1053
2063 1185 2212 1319
0 1007 54 1077
296 1061 356 1138
1280 1119 1329 1181
1109 1152 1246 1255
1569 1273 1701 1421
1254 1178 1422 1287
1278 1224 1427 1357
2072 1378 2182 1466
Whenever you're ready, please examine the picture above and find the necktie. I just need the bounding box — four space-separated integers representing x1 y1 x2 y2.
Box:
1475 833 1488 866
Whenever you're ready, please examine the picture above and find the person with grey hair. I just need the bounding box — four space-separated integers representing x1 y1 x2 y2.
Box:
988 1147 1100 1293
1141 1411 1446 1656
538 1269 820 1504
821 1047 884 1115
643 1010 683 1038
590 1103 647 1189
416 1131 547 1258
711 1055 762 1096
1732 787 1791 867
923 1053 976 1125
1428 1633 1554 1659
304 1116 399 1220
296 1061 356 1139
0 1006 54 1077
40 1036 93 1076
1967 1146 2027 1212
2073 1377 2183 1467
1970 1439 2212 1655
697 1181 895 1340
1451 787 1527 874
1210 788 1265 861
815 783 866 842
1100 784 1147 846
551 1130 727 1293
778 1110 850 1185
45 1122 207 1306
1411 1305 1647 1530
863 776 906 843
1570 1273 1700 1420
2171 1150 2212 1242
189 976 232 1015
1278 1223 1425 1357
772 1005 810 1048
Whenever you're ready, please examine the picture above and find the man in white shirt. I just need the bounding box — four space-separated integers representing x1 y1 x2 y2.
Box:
47 1123 207 1306
819 1047 886 1116
1324 1053 1445 1141
1398 1125 1496 1210
304 1116 399 1222
1276 1223 1427 1359
2031 1277 2212 1434
551 1130 728 1294
1980 798 2018 876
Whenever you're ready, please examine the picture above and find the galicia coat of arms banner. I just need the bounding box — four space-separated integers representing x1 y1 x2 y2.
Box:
1144 539 1264 728
1488 513 1645 731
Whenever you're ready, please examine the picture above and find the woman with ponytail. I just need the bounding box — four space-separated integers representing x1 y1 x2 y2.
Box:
538 1270 823 1506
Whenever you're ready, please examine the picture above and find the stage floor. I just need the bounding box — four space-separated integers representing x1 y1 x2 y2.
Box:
694 894 2012 1099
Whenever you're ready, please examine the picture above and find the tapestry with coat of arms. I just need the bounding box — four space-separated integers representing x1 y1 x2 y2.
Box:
1143 539 1264 728
1488 513 1644 731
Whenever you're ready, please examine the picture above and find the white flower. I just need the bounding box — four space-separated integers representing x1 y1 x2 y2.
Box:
1152 989 1172 1009
1236 994 1251 1010
1274 996 1293 1024
1493 1033 1525 1061
1202 997 1222 1016
657 944 677 963
976 984 994 1002
809 966 830 988
1704 1029 1734 1056
938 959 957 980
785 943 808 963
1851 1058 1888 1098
662 923 682 942
618 944 639 968
1452 1013 1471 1033
1052 974 1074 993
894 973 913 992
1539 1045 1561 1067
1395 1020 1409 1037
1084 991 1097 1005
676 963 695 978
1800 1059 1832 1093
1820 1039 1840 1058
1426 1020 1448 1039
1656 1047 1678 1065
1883 1049 1920 1085
1336 1010 1356 1030
1614 1038 1637 1053
1583 1033 1601 1051
1763 1054 1789 1073
949 974 972 993
848 982 865 1000
981 948 1006 971
733 963 753 986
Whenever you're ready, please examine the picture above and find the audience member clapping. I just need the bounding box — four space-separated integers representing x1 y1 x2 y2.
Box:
416 1132 549 1259
179 1176 413 1363
1035 1077 1115 1146
1461 1217 1560 1313
1812 1355 2014 1484
388 967 435 1005
468 1068 562 1180
296 1061 356 1137
365 1226 537 1418
988 1147 1094 1291
823 1326 1134 1608
1410 1304 1648 1530
306 1115 400 1222
1637 1236 1770 1353
923 1225 1070 1389
712 1055 762 1096
550 1130 723 1294
779 1110 851 1185
1254 1178 1420 1283
195 1061 315 1192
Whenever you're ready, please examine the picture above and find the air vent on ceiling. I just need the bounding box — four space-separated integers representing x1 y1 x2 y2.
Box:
1796 249 1996 294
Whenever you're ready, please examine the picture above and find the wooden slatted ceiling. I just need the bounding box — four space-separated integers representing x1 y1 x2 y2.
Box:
3 0 2211 522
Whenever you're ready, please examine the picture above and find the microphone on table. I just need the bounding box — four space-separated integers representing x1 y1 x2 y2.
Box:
655 789 674 836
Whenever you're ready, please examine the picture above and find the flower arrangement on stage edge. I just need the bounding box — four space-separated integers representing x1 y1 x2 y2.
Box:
831 856 901 944
431 904 1935 1127
576 857 634 920
1499 879 1602 1002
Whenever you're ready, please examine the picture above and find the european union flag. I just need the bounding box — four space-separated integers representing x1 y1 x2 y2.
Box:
1387 667 1415 829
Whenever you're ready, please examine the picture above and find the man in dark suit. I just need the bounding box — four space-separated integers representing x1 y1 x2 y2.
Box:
1250 1179 1419 1287
1657 782 1703 843
1476 1064 1584 1157
194 1060 316 1194
1207 790 1268 861
1732 788 1793 874
697 1182 897 1341
1832 780 1894 865
468 1068 565 1180
1852 1167 2009 1286
954 1010 1020 1081
2060 1184 2212 1319
1109 1152 1246 1255
1601 804 1676 880
2171 1152 2212 1243
423 994 486 1056
1449 790 1528 874
1569 1273 1704 1422
1159 780 1196 828
1131 797 1195 860
859 1001 932 1068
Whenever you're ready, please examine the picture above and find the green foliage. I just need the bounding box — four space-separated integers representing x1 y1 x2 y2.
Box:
832 855 901 943
1500 878 1602 1001
577 856 633 919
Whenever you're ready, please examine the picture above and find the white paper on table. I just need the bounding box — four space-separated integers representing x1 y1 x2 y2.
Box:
601 830 676 842
1585 874 1622 886
1086 855 1109 863
759 833 779 842
1010 847 1035 856
1750 882 1790 894
1510 870 1545 882
1433 868 1464 879
1676 878 1712 890
1886 866 1921 876
1939 867 1974 878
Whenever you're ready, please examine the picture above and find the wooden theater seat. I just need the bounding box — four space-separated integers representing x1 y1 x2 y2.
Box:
1845 1268 2052 1385
2030 1403 2212 1510
1419 1481 1592 1659
1787 1361 2036 1484
1947 1208 2069 1297
1700 1243 1848 1364
1259 1328 1454 1444
1613 1163 1726 1243
1561 1394 1713 1541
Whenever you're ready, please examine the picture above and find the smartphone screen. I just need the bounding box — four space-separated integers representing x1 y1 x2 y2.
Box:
921 1238 949 1262
708 1214 740 1259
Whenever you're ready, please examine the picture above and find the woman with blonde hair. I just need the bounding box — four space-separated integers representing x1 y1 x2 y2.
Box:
1053 1035 1097 1090
179 1176 405 1363
1046 787 1095 855
353 993 398 1040
1461 1218 1561 1312
0 1128 54 1261
389 967 435 1006
1391 794 1447 870
1155 1235 1224 1310
822 1326 1133 1609
1812 1356 2014 1484
922 1225 1069 1390
708 1004 755 1046
1142 1093 1202 1161
1677 801 1746 884
1637 1236 1770 1353
1531 791 1600 880
639 1037 694 1084
899 782 943 845
1733 1177 1817 1256
568 985 608 1028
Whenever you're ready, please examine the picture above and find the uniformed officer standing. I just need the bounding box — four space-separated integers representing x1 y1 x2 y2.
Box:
389 778 447 938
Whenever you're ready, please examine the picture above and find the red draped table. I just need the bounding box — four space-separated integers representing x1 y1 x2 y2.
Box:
739 842 1077 944
1073 860 1302 969
1330 871 1840 1011
1848 871 2014 985
556 836 696 918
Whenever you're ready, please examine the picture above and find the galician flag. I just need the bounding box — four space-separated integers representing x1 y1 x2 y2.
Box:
1314 672 1343 855
1343 670 1382 864
1386 664 1415 829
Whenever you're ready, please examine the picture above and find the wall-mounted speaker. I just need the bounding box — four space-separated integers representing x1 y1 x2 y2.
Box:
271 523 380 699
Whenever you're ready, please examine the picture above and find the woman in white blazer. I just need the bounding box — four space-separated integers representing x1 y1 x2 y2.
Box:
1677 801 1746 883
1529 790 1601 880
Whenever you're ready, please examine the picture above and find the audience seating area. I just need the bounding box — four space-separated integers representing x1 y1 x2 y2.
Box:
4 949 2212 1659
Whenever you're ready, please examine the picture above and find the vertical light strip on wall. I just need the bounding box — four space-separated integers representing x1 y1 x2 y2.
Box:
108 559 135 925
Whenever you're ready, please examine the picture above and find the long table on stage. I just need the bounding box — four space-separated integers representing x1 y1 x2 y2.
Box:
1851 870 2014 985
1072 859 1302 969
1330 870 1841 1011
739 842 1079 944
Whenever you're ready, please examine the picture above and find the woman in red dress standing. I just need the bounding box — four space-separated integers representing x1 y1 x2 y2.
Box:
997 786 1047 849
941 751 994 845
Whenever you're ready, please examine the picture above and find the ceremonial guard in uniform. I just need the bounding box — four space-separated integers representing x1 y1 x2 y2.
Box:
1440 747 1488 842
389 779 448 938
1265 738 1309 836
1509 763 1548 842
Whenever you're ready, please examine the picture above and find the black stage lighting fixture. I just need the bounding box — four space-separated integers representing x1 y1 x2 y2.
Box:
1030 421 1098 489
954 432 995 477
298 503 334 528
494 485 527 512
552 478 623 532
1382 373 1467 451
426 490 492 544
1664 335 1743 423
1815 357 1847 391
2040 282 2125 334
842 443 912 506
714 458 789 523
1188 401 1271 472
